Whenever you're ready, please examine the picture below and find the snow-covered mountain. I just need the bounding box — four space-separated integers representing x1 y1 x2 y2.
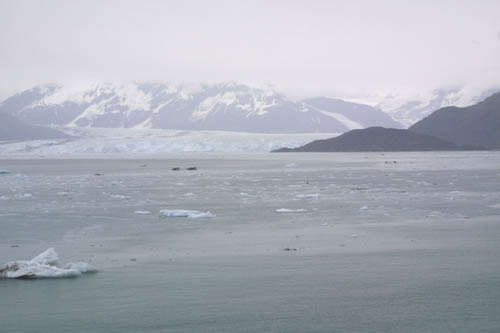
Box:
0 82 402 133
377 87 500 127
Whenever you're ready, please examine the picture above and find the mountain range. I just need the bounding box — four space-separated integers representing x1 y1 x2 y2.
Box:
0 82 401 134
274 91 500 152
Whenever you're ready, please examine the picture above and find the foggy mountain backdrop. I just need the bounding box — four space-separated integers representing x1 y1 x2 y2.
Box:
1 82 498 135
0 82 400 134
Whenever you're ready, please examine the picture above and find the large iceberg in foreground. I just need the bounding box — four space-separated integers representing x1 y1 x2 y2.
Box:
0 248 97 279
159 209 215 219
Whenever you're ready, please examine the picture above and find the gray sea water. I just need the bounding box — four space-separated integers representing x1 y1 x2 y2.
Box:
1 152 500 332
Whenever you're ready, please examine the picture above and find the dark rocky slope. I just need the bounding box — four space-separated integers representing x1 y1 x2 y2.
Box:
273 127 483 152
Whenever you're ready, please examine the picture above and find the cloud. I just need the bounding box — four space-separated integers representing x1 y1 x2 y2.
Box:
1 1 500 100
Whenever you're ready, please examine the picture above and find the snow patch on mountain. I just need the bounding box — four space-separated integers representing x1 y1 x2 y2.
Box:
191 92 238 121
303 103 363 130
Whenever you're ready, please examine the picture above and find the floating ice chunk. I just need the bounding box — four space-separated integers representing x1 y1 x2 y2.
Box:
285 163 297 168
0 263 81 279
63 262 98 273
111 194 131 199
296 193 320 199
159 209 215 218
15 193 33 199
359 206 368 210
30 248 59 265
276 208 307 213
0 170 9 174
134 210 151 214
184 192 195 197
0 248 97 279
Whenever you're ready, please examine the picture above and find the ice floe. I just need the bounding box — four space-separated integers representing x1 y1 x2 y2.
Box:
159 209 215 218
0 248 97 279
0 170 9 174
134 210 151 214
275 208 307 213
295 193 320 199
111 194 131 199
14 193 33 199
62 262 98 273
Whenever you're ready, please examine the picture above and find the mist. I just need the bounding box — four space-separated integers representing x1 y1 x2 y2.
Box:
1 0 500 101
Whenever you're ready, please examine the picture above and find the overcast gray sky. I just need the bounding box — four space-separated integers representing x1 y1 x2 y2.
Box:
1 0 499 101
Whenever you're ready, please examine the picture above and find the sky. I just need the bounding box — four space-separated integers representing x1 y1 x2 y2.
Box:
1 0 499 101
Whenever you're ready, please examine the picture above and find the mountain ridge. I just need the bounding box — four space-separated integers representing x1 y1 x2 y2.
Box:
0 82 401 134
409 92 500 149
272 127 485 152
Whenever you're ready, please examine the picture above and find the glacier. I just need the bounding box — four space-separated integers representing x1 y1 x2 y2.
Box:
0 127 338 155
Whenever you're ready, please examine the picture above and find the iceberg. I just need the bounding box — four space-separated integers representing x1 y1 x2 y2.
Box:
159 209 215 218
0 248 97 279
0 170 9 174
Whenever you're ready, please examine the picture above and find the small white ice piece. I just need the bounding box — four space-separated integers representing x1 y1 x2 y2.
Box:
15 193 32 199
276 208 307 213
134 210 151 214
112 194 131 199
159 209 215 218
296 193 320 199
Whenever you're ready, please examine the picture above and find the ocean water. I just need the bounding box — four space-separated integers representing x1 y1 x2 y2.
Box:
1 152 500 332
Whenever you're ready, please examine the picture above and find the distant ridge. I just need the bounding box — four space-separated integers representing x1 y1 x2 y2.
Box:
272 127 484 152
410 92 500 149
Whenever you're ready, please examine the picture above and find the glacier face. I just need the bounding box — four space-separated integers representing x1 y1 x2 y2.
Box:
0 127 339 155
0 82 401 133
